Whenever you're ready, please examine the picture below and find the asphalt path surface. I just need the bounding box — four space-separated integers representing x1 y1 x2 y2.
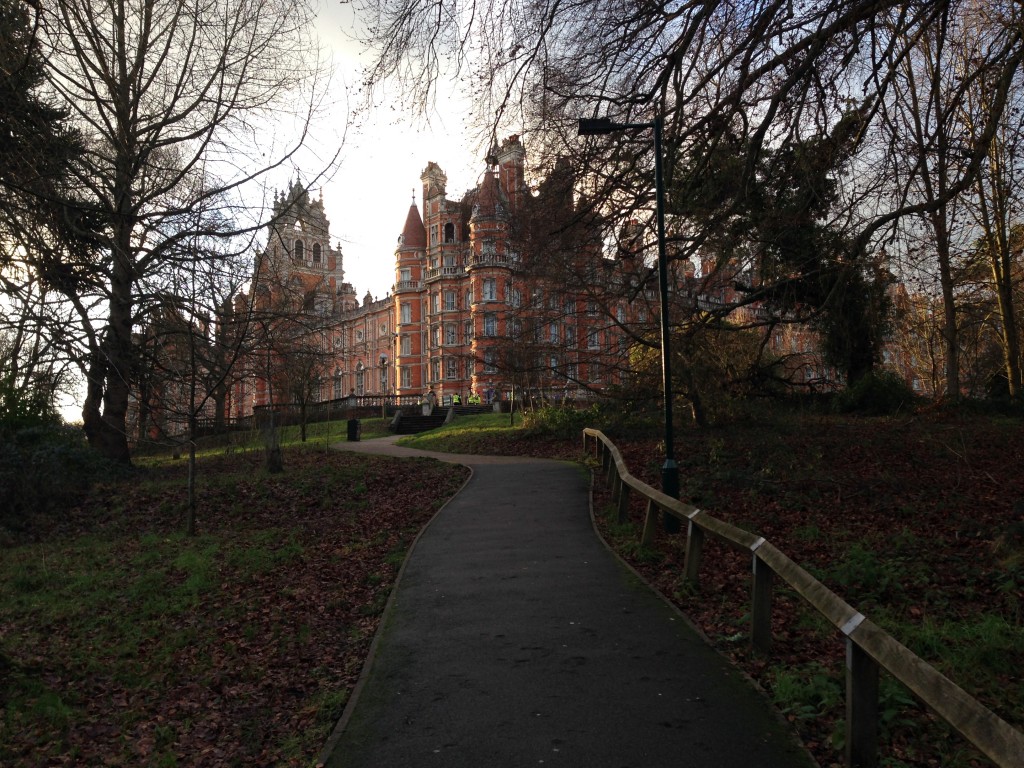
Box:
321 436 815 768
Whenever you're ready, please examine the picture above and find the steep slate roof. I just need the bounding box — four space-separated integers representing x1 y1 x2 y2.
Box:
400 203 426 248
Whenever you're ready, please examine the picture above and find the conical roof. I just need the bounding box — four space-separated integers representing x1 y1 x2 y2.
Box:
400 203 426 249
472 170 501 219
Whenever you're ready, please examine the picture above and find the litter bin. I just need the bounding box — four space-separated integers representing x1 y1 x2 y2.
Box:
346 418 361 442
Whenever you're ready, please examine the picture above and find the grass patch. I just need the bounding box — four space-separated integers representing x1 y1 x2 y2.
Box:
396 412 521 452
0 446 468 767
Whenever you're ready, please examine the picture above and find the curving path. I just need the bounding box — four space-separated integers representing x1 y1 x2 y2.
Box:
320 435 815 768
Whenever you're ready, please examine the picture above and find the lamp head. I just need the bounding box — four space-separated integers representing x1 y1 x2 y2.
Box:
578 118 617 136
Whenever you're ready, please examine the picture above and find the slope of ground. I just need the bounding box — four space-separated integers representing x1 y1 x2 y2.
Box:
0 445 469 767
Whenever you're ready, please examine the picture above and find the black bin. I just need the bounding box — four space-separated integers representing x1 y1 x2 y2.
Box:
347 418 360 442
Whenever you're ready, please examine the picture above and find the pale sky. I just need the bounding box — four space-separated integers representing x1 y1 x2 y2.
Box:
58 1 488 421
307 0 484 300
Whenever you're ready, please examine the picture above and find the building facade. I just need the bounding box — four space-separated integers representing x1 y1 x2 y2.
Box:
233 135 636 417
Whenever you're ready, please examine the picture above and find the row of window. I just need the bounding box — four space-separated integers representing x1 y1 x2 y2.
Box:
401 290 641 325
397 319 617 350
291 240 322 263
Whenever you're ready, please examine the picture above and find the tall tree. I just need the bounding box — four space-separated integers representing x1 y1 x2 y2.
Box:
961 66 1024 399
29 0 330 462
353 0 1024 395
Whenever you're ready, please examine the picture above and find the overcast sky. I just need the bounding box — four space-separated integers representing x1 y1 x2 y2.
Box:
306 0 483 300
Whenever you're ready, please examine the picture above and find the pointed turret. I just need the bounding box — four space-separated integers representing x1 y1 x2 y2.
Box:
471 169 503 221
399 202 426 249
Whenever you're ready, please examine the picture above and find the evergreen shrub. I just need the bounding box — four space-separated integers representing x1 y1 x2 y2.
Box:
833 370 917 415
0 425 113 532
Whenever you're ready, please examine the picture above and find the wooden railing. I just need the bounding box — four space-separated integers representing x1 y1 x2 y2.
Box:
582 428 1024 768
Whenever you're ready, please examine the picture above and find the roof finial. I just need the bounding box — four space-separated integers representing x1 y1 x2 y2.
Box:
411 188 415 204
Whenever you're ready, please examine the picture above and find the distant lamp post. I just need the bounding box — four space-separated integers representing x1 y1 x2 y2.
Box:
379 353 389 419
578 116 680 531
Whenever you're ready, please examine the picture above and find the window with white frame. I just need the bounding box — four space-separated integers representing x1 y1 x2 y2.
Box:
484 313 497 337
484 350 496 373
400 335 411 355
464 320 473 343
483 278 497 301
431 325 440 346
465 288 472 308
401 368 411 388
588 329 600 349
549 323 559 344
444 324 457 345
431 359 441 381
445 357 458 379
431 293 439 313
444 290 457 311
400 303 411 324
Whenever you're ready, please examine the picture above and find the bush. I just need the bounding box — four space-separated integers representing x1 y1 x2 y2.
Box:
0 425 115 533
521 404 602 438
833 370 916 415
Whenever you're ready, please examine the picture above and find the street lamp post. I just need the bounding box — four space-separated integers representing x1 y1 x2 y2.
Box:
379 353 388 419
579 116 680 531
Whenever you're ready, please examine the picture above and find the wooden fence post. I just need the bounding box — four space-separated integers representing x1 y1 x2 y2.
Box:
845 629 879 768
641 500 658 547
751 546 773 654
617 482 630 524
684 518 704 587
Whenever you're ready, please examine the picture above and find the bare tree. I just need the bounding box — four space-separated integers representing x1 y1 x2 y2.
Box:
353 0 1024 397
960 64 1024 399
26 0 333 462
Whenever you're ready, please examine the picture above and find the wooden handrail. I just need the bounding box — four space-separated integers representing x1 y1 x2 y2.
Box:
582 428 1024 768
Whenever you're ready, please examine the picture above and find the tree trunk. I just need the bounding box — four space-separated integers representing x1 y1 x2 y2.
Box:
187 416 197 537
934 225 960 403
993 259 1023 399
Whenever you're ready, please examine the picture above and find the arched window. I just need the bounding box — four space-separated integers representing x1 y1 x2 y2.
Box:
312 243 321 263
444 222 455 242
294 239 304 260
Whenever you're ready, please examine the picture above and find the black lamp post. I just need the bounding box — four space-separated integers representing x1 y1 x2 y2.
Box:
379 353 389 419
578 116 680 530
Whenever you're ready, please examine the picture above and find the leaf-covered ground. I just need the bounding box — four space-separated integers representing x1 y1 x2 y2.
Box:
412 408 1024 767
0 446 468 767
584 412 1024 768
3 411 1022 767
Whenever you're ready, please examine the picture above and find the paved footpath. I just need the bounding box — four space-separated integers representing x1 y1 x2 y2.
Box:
321 436 815 768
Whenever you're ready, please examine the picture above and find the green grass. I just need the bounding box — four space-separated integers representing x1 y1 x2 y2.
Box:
396 412 522 452
0 445 469 766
